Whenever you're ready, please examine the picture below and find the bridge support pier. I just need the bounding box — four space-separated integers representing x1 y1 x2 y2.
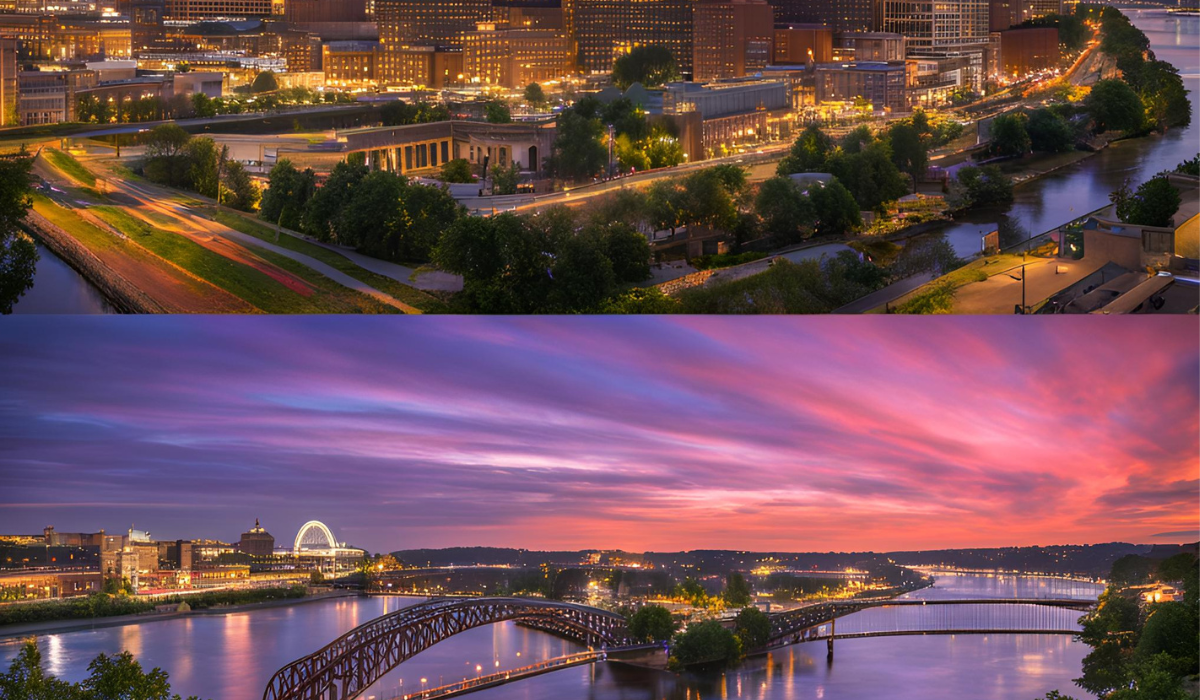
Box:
826 637 834 661
826 619 834 662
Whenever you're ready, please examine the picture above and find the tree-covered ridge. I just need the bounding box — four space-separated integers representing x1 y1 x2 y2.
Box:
1037 550 1199 700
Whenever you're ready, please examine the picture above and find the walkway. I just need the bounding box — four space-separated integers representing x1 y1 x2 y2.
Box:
377 651 604 700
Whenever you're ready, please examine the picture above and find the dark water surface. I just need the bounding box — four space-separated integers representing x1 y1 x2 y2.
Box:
0 573 1104 700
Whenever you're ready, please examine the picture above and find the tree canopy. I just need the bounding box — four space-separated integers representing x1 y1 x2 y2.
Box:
612 45 680 89
0 154 35 314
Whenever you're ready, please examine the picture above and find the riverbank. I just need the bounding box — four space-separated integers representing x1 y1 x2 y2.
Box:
22 210 160 313
0 589 362 641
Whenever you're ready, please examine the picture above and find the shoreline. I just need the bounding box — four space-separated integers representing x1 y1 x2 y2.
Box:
22 210 159 314
0 589 364 642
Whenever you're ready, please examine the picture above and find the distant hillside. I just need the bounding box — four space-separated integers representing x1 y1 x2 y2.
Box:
390 542 1194 577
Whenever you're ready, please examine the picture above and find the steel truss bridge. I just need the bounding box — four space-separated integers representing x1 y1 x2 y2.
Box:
262 597 633 700
264 596 1097 700
767 597 1095 651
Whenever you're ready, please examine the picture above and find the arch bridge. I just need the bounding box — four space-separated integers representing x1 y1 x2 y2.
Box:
262 597 633 700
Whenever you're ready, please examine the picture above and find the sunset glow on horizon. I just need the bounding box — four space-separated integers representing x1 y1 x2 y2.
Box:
1 316 1196 554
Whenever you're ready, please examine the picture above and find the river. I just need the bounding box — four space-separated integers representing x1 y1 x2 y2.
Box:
0 572 1104 700
935 8 1200 257
10 243 114 314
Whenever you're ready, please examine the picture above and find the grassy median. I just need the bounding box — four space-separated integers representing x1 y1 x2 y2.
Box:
91 207 400 314
211 210 449 313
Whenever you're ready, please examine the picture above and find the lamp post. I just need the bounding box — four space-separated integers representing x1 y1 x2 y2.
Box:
1006 264 1027 314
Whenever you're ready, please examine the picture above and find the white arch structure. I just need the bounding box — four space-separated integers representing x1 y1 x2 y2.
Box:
294 520 340 556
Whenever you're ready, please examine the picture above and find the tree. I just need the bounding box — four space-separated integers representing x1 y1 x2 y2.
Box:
599 222 651 283
601 287 681 313
809 178 862 236
190 93 217 119
0 641 81 700
491 162 520 195
1026 108 1075 153
840 125 874 154
777 124 833 175
182 137 221 199
251 70 279 94
756 176 815 246
949 165 1014 210
1112 176 1181 227
524 82 547 107
989 113 1031 157
440 158 475 183
1136 603 1198 674
723 572 753 607
670 621 742 668
220 161 259 211
1176 155 1200 177
484 100 512 124
0 640 201 700
627 604 677 643
547 107 607 182
826 142 908 211
550 228 617 311
144 124 191 159
733 607 771 650
434 214 554 313
380 101 450 126
300 159 368 242
259 159 316 231
1086 79 1145 133
0 154 35 314
612 45 679 89
888 122 927 190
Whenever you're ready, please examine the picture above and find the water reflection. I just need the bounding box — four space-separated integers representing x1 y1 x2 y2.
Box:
11 243 114 314
927 10 1198 257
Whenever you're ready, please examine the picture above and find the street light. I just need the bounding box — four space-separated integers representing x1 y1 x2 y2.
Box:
1006 258 1029 314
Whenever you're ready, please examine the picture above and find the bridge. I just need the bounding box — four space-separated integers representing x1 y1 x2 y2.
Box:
265 595 1096 700
766 597 1095 657
261 597 633 700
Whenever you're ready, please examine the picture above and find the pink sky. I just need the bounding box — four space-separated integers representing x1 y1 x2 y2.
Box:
0 316 1195 553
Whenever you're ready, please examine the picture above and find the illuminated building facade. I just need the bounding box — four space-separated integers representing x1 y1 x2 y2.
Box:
375 0 492 46
772 24 833 64
464 23 568 87
692 0 773 81
567 0 695 75
766 0 880 33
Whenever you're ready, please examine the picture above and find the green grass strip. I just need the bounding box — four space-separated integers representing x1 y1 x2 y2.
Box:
212 210 449 313
91 206 397 314
44 148 97 187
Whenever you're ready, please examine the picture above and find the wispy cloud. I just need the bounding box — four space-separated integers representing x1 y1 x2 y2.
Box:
0 316 1195 553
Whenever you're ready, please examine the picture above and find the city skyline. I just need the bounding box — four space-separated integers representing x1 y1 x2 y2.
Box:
1 316 1196 553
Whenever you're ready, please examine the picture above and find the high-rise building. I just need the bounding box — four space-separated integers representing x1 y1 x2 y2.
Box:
464 22 569 87
284 0 367 23
375 0 492 46
567 0 695 75
998 25 1057 78
377 44 463 88
1015 0 1061 23
882 0 989 52
772 24 833 64
842 31 905 61
162 0 272 20
989 0 1018 31
130 0 167 56
692 0 773 81
237 519 275 559
766 0 880 33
